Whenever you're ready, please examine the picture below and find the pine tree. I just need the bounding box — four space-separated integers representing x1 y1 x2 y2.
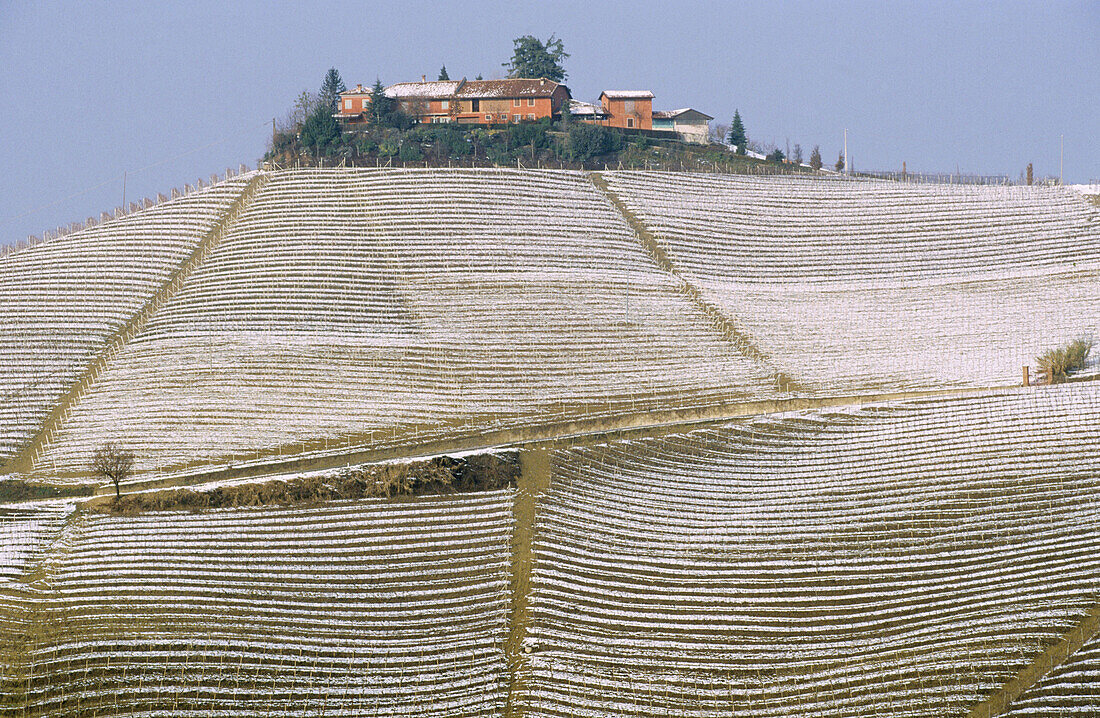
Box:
438 65 450 81
809 145 822 171
727 110 747 154
503 34 569 81
368 78 393 126
835 151 845 172
319 67 346 113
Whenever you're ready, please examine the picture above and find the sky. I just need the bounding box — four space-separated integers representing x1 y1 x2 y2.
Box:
1 0 1097 245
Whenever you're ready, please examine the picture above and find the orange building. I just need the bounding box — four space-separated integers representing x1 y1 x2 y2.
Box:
335 83 374 120
597 90 654 130
449 78 570 124
337 77 571 126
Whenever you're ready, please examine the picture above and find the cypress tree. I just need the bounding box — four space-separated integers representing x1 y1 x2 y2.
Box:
319 67 346 112
727 110 747 154
438 65 450 81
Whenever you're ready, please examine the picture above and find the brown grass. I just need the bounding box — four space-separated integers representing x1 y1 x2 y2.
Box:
1037 337 1094 383
91 451 519 515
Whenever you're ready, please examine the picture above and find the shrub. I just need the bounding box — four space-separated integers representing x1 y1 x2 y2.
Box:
567 123 623 161
1037 337 1094 383
398 142 423 162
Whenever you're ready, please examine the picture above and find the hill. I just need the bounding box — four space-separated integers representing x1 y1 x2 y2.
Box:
2 167 1100 716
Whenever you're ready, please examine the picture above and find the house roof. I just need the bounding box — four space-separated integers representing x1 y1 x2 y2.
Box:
568 99 608 117
454 78 566 99
653 108 714 121
383 80 463 99
340 84 371 97
601 90 654 99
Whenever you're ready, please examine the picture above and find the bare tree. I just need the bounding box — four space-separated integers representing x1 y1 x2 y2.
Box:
92 442 134 501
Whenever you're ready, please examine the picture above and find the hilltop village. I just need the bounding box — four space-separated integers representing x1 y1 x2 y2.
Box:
265 43 819 172
338 77 713 144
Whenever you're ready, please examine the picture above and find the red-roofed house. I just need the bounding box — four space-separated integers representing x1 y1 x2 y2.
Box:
338 77 571 127
451 78 570 124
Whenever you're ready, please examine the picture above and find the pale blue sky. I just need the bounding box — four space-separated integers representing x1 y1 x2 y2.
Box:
1 0 1097 245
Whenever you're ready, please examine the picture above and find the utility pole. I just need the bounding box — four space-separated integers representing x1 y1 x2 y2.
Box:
1060 134 1064 185
272 117 276 146
122 170 126 209
843 129 848 176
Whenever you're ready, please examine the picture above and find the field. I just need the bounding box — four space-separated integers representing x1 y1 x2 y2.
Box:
1 167 1099 716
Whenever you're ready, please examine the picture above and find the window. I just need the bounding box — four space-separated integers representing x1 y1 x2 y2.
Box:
528 98 535 106
499 113 507 121
441 99 449 110
513 114 521 123
627 117 635 128
485 114 493 122
513 98 521 107
471 99 480 111
527 113 535 120
361 99 369 110
344 99 352 110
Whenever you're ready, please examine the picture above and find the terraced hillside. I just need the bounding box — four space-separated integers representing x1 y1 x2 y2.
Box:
4 493 513 717
3 167 1100 716
0 176 253 464
30 168 780 480
602 171 1100 393
525 385 1100 717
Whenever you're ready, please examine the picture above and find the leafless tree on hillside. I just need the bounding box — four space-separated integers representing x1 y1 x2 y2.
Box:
92 442 135 501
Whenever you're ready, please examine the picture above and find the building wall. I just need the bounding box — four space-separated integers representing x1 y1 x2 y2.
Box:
600 96 653 130
673 119 710 144
339 95 371 113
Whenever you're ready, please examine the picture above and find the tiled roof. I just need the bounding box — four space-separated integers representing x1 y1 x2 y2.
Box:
455 78 565 99
384 80 462 99
568 100 607 116
601 90 654 99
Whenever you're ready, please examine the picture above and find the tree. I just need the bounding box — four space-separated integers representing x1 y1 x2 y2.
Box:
92 442 134 501
300 102 340 150
766 148 785 163
438 65 450 81
792 144 803 165
367 78 393 127
503 34 569 81
727 110 747 154
835 151 846 172
319 67 346 112
475 73 484 81
809 145 822 171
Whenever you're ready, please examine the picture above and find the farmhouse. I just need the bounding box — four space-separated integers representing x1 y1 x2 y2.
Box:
339 77 571 126
652 107 714 144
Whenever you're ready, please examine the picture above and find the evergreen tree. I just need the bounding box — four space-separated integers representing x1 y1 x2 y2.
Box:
319 67 346 112
727 110 747 154
438 65 450 81
835 151 846 172
475 74 484 81
300 103 340 150
367 78 393 127
809 145 822 170
503 34 569 81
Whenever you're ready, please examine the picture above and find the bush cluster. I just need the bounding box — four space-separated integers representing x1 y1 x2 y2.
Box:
1038 337 1094 383
94 452 519 515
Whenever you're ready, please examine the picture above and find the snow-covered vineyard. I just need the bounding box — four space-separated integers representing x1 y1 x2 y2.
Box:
30 169 779 479
2 167 1100 715
602 170 1100 393
3 494 513 716
526 386 1100 717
